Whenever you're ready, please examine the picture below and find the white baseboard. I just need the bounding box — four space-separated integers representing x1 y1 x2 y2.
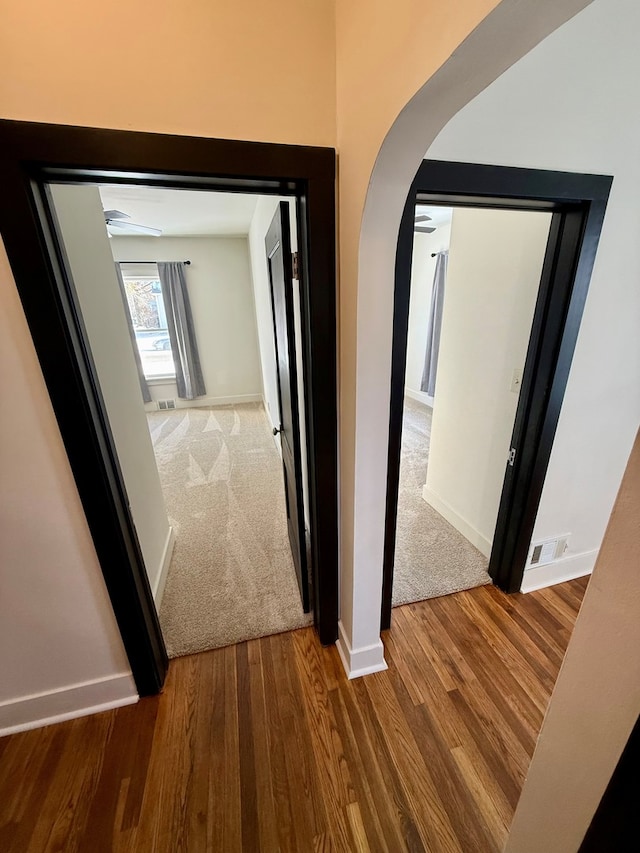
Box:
145 393 263 412
405 388 434 408
336 621 388 680
153 526 175 609
0 673 138 736
521 549 597 593
422 485 492 558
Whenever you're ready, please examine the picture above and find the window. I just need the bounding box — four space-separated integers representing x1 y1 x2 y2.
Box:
123 275 176 378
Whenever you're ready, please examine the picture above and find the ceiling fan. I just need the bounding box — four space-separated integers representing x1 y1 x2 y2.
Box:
103 210 162 237
414 212 436 234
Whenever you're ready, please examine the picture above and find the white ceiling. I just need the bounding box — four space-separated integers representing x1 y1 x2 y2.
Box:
415 204 453 228
98 185 260 237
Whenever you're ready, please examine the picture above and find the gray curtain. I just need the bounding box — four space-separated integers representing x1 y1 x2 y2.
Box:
114 263 152 403
157 262 206 400
420 250 448 397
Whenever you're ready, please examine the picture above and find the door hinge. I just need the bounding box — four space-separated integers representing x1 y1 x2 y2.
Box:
508 447 517 466
292 251 299 280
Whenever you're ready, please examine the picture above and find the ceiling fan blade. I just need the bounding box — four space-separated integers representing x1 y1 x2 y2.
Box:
103 209 130 221
414 214 433 223
106 219 162 237
414 225 436 233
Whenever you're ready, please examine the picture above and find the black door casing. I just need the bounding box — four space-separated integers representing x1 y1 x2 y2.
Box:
266 202 310 612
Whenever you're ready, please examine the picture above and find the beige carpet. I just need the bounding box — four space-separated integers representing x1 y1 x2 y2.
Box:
149 403 312 658
392 396 491 607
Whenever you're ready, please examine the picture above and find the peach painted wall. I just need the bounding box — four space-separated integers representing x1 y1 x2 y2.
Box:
0 1 336 146
505 430 640 852
0 0 337 723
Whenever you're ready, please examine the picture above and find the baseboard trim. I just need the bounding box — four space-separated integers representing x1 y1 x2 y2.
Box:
336 621 388 680
153 526 175 609
0 673 138 736
405 388 434 408
422 484 492 558
521 549 597 593
145 393 263 412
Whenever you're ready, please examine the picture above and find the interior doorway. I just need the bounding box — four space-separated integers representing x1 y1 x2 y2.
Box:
0 119 338 695
393 204 552 608
382 159 611 629
47 184 314 658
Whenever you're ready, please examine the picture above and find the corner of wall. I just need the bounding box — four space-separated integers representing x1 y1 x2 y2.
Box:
336 621 388 679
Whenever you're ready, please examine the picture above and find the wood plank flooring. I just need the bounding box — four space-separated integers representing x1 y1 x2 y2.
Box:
0 577 588 852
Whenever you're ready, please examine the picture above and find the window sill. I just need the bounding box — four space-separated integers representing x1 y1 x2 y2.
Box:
146 375 177 386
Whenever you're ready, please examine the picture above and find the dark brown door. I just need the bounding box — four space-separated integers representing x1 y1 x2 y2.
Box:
266 202 310 612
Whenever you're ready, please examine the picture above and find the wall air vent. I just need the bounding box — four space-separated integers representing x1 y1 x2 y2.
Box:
529 535 569 566
158 399 176 410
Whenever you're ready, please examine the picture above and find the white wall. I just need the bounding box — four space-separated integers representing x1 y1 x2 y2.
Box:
427 0 640 587
110 235 262 408
248 197 311 530
51 186 171 598
248 199 282 432
0 239 136 735
424 208 551 556
405 223 452 403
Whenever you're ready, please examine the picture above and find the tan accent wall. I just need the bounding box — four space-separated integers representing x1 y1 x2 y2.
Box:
505 430 640 852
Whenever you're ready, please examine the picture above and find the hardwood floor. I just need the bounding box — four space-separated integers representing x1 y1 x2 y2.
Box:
0 577 588 853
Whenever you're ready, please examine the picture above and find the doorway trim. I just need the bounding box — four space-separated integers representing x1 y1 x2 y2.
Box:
0 119 338 695
382 159 611 630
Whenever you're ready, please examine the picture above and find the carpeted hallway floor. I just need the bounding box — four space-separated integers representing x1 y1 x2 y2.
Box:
148 403 312 658
392 396 491 607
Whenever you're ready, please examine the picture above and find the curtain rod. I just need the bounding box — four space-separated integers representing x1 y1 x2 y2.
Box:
116 260 191 265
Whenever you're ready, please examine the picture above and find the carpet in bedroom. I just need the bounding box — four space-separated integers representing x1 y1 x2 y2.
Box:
392 396 491 607
148 403 312 658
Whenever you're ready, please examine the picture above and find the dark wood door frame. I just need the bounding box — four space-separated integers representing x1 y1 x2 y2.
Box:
382 159 611 630
0 119 338 696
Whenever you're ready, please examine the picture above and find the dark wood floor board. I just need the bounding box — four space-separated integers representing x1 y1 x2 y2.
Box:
384 618 467 750
222 644 243 853
259 637 299 853
0 724 60 826
472 587 561 682
428 594 544 740
387 664 501 853
0 579 586 852
453 591 554 714
535 585 584 632
274 632 328 844
455 591 557 703
246 640 280 853
28 714 113 853
203 647 229 853
491 593 567 670
514 591 573 653
291 630 356 851
328 688 389 852
448 678 532 789
363 670 462 852
405 601 476 689
1 726 68 853
387 634 515 839
381 618 430 707
337 680 415 853
185 649 217 853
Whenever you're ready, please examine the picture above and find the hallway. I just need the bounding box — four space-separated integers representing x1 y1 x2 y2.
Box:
0 577 588 852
